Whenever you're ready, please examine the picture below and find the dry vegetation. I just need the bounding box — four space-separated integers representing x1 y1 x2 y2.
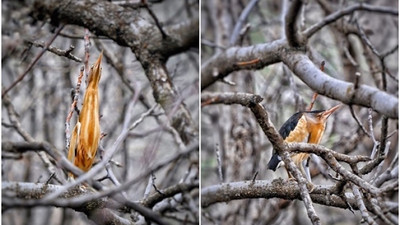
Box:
2 1 199 225
201 0 398 224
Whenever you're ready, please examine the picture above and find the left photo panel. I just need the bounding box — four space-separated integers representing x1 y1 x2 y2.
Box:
2 1 199 225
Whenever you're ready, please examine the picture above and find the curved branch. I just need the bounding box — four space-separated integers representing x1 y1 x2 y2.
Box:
285 0 303 47
280 50 398 119
201 43 398 119
201 39 285 90
32 0 197 58
303 3 398 39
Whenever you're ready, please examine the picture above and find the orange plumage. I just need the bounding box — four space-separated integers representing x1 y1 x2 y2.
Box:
68 52 102 175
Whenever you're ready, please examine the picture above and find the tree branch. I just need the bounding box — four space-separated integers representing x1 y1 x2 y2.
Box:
285 0 303 47
141 181 199 208
32 0 197 58
280 50 398 119
201 92 263 107
201 180 394 214
2 182 132 225
201 43 398 119
303 3 398 39
201 39 285 89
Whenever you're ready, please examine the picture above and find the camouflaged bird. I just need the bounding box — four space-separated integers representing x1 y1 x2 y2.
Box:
68 52 103 176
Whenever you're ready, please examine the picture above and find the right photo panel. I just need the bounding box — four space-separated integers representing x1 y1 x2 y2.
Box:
201 0 398 224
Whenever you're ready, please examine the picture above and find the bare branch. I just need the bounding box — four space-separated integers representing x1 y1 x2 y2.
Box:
2 24 65 97
285 0 303 47
229 0 260 46
201 43 398 119
201 180 391 212
141 181 199 208
303 3 398 39
201 39 285 89
280 51 398 119
25 40 82 62
201 92 263 107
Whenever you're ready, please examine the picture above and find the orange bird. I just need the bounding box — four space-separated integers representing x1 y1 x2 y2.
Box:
268 104 341 181
68 52 103 175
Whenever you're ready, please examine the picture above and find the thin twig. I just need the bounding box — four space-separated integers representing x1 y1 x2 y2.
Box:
2 24 65 97
65 66 84 150
229 0 260 46
143 1 167 39
307 61 324 110
26 40 82 62
84 28 91 83
303 3 398 38
368 109 379 159
348 105 370 137
215 143 223 183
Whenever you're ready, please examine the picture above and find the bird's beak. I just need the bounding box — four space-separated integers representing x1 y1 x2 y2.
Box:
87 51 103 87
322 104 341 119
93 51 103 73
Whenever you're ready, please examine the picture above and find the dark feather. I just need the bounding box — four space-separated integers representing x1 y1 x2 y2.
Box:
279 112 303 139
267 153 281 171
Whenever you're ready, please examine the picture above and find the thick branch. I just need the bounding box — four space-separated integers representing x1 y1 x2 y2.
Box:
201 39 285 90
280 50 398 119
32 0 197 58
201 92 263 107
201 180 390 213
147 59 197 144
201 43 397 119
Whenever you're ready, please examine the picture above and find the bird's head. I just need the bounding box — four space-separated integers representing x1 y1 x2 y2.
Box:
304 104 341 125
88 51 103 87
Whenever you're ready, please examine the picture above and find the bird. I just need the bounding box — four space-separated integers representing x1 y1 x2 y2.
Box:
267 104 341 182
68 52 103 176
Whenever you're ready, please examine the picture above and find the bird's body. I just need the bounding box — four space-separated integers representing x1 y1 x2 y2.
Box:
268 105 341 181
68 52 103 175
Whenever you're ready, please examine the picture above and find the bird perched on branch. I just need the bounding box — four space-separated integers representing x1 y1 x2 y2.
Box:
268 104 341 182
68 52 103 176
